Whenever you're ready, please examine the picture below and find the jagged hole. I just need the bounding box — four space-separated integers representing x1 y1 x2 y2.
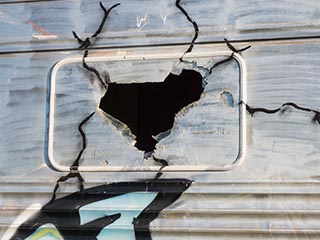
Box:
99 69 204 152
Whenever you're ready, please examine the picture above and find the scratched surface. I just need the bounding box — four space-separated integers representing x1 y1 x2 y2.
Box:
1 0 320 52
1 0 320 239
51 54 240 168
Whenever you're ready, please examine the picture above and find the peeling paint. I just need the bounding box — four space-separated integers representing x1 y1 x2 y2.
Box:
219 90 234 107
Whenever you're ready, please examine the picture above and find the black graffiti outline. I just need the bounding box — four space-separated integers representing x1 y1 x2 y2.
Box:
240 101 320 124
74 1 250 175
175 0 199 61
9 2 254 239
50 111 95 202
10 179 192 240
51 0 251 196
72 2 121 49
49 2 120 202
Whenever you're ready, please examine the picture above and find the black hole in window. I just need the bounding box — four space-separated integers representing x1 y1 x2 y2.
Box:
99 69 204 153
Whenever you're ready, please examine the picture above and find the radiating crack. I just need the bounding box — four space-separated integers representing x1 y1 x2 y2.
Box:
50 2 120 201
50 112 95 202
175 0 251 66
72 2 121 49
52 1 250 187
175 0 199 61
82 50 108 89
240 101 320 124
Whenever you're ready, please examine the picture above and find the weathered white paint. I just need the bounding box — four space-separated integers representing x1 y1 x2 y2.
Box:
1 0 320 52
47 51 247 172
1 203 41 240
1 0 320 239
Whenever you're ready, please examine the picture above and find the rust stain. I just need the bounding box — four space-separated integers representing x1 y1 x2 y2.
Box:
25 20 55 37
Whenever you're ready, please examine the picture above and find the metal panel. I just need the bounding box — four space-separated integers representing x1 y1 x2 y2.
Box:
47 51 246 172
1 0 320 52
1 0 320 239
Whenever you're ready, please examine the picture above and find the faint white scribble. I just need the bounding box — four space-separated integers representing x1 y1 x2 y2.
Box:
136 13 148 30
160 12 168 24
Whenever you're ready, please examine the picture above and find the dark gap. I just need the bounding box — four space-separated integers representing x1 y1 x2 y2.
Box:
99 69 204 153
0 0 62 4
6 35 320 56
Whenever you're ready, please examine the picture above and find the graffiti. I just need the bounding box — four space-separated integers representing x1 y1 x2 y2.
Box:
72 2 121 50
82 0 250 167
7 179 191 240
241 101 320 124
175 0 198 61
49 2 122 202
5 1 249 239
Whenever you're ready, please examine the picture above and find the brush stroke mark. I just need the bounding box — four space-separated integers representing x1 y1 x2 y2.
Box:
25 20 57 39
240 101 320 124
8 179 191 240
25 224 63 240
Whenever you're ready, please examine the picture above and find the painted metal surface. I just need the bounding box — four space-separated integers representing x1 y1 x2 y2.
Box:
47 51 247 172
1 0 320 239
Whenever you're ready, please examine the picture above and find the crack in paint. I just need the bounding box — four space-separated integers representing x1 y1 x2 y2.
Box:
220 91 234 108
175 0 199 62
240 101 320 124
72 2 121 49
75 1 250 175
6 2 253 239
49 2 120 202
51 0 250 191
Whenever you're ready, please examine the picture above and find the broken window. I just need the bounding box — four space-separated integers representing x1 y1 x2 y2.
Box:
46 1 248 174
47 50 246 172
